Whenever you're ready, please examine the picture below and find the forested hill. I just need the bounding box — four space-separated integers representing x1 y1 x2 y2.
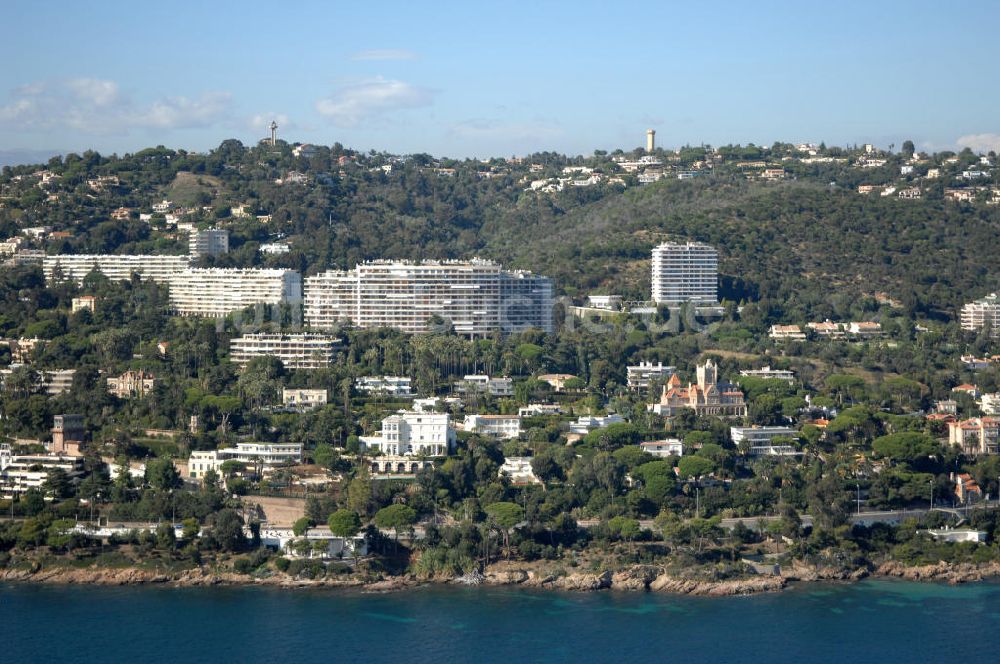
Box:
492 178 1000 320
2 140 998 324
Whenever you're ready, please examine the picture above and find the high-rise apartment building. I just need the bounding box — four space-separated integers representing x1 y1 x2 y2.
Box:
651 241 718 304
188 229 229 257
168 268 302 317
961 294 1000 337
304 259 553 336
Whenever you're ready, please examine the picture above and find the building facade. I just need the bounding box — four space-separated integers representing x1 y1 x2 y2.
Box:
649 359 747 417
168 268 302 317
651 241 718 304
948 418 1000 456
43 254 191 285
188 229 229 257
464 414 522 439
360 411 455 458
107 370 156 398
961 294 1000 337
0 446 85 498
627 361 676 391
355 376 414 397
187 442 303 478
282 389 328 410
229 333 339 369
304 259 553 336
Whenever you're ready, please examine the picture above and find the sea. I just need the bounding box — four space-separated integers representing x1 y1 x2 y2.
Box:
3 579 999 663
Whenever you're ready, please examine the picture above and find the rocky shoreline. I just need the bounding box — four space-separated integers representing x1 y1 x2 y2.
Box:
4 559 999 595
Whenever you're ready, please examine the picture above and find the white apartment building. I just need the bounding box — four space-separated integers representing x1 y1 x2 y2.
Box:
961 294 1000 337
282 388 328 410
651 241 718 304
639 439 684 458
355 376 414 397
979 393 1000 416
731 426 801 456
168 268 302 317
739 366 795 382
229 333 339 369
259 242 290 255
187 442 303 478
455 375 514 397
519 403 562 417
499 457 540 484
360 411 456 457
43 254 191 285
627 362 676 390
464 414 522 439
0 445 85 498
569 414 625 435
0 369 76 396
304 259 553 336
188 229 229 257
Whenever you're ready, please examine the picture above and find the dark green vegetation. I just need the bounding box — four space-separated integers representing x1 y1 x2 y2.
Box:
1 140 1000 581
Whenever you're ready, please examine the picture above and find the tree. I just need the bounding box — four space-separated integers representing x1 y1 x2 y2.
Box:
607 515 641 551
347 470 373 517
677 455 715 480
292 517 313 537
327 509 362 540
373 504 417 550
484 502 524 559
145 457 181 490
807 474 851 529
211 509 246 552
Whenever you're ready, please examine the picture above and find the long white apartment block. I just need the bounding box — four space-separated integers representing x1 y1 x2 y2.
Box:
43 254 191 285
961 293 1000 337
168 268 302 317
229 333 340 369
304 259 553 336
651 241 718 304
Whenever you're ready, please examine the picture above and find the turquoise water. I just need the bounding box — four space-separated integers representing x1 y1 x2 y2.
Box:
3 579 1000 662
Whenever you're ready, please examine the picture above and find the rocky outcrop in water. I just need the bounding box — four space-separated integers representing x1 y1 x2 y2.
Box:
875 560 1000 584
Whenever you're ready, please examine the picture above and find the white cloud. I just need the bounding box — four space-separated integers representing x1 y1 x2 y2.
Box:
956 133 1000 154
248 113 291 132
0 78 232 135
315 76 434 127
350 49 417 61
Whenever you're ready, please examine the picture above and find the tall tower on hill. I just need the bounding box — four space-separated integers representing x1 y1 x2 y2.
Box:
270 120 278 146
646 129 656 152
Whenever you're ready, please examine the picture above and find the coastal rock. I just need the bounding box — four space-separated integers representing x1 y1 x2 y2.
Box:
611 567 659 591
551 570 612 591
875 560 1000 584
650 574 785 596
484 569 529 585
452 571 485 585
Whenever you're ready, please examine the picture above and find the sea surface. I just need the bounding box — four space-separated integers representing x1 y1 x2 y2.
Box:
3 579 1000 663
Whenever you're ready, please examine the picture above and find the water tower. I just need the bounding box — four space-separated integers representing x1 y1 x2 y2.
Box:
646 129 656 153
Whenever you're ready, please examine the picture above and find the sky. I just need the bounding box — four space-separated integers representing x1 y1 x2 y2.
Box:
1 0 999 162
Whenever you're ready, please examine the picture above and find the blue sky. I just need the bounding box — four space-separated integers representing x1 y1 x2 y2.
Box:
2 0 999 160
